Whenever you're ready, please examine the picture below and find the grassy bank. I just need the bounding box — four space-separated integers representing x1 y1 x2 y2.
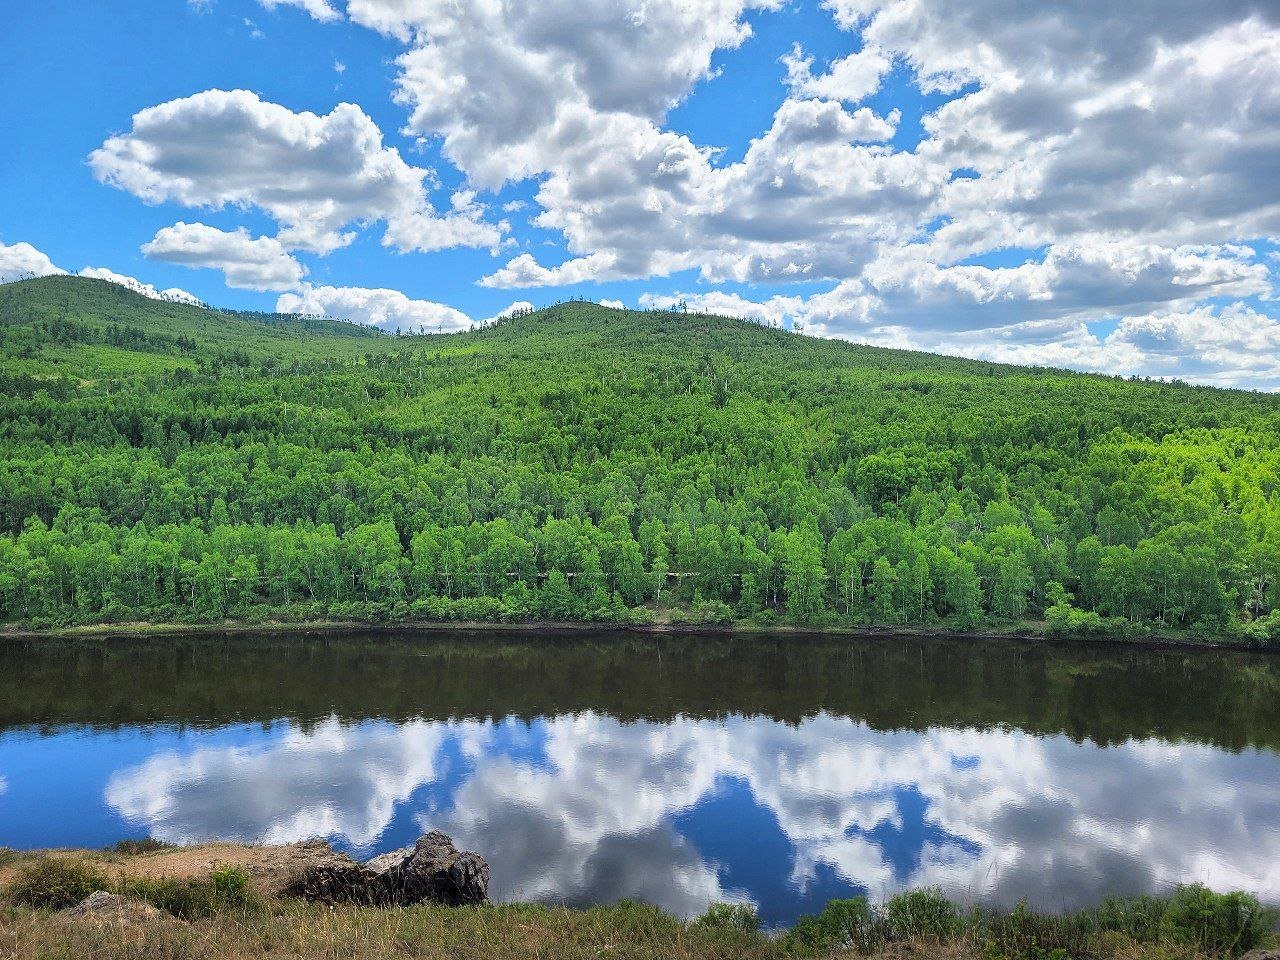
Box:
1 848 1275 960
0 613 1254 653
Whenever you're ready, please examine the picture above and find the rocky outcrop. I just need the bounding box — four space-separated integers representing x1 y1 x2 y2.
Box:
287 832 488 907
58 890 186 933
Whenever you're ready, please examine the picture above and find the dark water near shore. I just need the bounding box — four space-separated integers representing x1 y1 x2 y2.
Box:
0 631 1277 925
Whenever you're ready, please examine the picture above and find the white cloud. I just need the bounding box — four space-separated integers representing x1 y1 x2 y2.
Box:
142 222 306 291
257 0 341 22
640 291 803 328
0 241 66 283
89 89 502 256
276 283 472 332
483 300 535 324
599 299 625 310
78 267 203 306
480 252 620 288
84 1 1280 384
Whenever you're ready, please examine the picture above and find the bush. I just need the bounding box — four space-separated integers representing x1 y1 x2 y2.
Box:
125 866 258 920
784 897 884 955
111 838 173 856
4 858 109 909
975 899 1094 960
1089 894 1169 943
1160 884 1277 956
882 887 961 941
693 902 761 933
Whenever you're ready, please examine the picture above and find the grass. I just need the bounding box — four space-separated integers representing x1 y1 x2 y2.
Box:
0 855 1275 960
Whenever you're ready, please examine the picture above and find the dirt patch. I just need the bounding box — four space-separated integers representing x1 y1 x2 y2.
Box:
0 839 343 897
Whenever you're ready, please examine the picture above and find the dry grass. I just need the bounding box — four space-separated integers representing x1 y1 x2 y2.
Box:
0 900 791 960
0 851 1270 960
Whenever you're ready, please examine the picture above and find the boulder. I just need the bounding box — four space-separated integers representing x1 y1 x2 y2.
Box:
58 890 182 930
392 831 490 907
287 832 488 907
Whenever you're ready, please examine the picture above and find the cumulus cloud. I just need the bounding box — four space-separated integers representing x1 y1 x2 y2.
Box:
142 222 306 291
78 267 203 306
84 1 1280 384
89 89 502 255
276 283 472 332
0 240 66 283
257 0 341 21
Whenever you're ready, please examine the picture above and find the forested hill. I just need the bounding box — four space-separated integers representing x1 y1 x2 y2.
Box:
2 274 1279 642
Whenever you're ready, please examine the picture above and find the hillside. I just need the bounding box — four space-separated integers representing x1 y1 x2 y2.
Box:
1 275 1279 641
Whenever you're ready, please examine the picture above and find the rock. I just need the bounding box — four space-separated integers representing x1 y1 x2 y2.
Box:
392 832 490 907
60 890 172 925
1240 951 1280 960
285 851 381 905
362 845 414 877
286 832 488 907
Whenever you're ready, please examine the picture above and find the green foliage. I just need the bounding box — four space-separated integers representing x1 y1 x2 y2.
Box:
2 275 1280 637
124 867 259 920
4 858 109 909
1158 884 1276 955
882 887 962 941
693 902 761 933
111 838 173 855
782 897 884 954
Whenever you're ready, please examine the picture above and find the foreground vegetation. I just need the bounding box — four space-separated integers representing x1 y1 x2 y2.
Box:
2 276 1280 643
0 850 1275 960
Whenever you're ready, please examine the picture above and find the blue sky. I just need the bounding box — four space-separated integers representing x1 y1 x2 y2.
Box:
3 0 1279 387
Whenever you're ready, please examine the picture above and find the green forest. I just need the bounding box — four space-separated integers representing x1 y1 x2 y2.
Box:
2 274 1279 643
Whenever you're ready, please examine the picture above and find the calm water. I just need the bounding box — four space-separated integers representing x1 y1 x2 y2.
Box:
0 631 1277 925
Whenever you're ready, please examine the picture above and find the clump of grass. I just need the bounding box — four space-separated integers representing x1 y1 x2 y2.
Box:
973 898 1096 960
693 901 761 932
125 867 259 920
883 887 962 942
111 838 173 856
3 858 110 910
1158 885 1276 956
783 896 884 955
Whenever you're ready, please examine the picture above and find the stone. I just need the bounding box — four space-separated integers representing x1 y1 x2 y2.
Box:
286 832 488 907
59 890 174 926
392 832 490 907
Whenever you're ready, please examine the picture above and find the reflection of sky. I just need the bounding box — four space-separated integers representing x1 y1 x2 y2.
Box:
1 713 1278 925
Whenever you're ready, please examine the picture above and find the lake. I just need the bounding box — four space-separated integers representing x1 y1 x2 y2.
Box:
0 631 1277 926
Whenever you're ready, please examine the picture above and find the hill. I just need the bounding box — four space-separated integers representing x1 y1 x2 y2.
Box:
1 275 1278 641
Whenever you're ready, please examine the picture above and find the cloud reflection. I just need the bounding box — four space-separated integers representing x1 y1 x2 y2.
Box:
103 712 1280 922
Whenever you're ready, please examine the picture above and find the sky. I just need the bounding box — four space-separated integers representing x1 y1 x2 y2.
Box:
2 0 1280 388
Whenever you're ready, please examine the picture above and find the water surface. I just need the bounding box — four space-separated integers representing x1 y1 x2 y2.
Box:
0 632 1277 925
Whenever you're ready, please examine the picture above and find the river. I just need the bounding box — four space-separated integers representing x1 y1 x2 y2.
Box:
0 631 1276 925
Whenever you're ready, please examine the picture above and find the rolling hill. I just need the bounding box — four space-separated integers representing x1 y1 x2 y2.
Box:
1 274 1278 641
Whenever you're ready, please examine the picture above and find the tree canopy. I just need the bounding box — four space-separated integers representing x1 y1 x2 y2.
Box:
2 275 1278 643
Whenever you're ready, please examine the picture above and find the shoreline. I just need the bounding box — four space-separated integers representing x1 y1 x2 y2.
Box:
1 841 1275 960
0 615 1261 654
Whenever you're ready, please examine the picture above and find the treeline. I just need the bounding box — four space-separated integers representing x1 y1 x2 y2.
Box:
1 279 1278 641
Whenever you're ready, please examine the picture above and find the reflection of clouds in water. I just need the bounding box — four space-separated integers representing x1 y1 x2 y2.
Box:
105 717 488 846
0 774 7 795
104 712 1280 919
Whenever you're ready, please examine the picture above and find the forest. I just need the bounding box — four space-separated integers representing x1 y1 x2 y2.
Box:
1 274 1279 642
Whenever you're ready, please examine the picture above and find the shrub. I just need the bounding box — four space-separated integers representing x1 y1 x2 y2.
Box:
976 899 1094 960
111 838 172 856
126 867 258 920
882 887 961 941
784 897 884 955
1089 894 1168 943
693 902 761 933
1160 884 1277 956
4 858 109 909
